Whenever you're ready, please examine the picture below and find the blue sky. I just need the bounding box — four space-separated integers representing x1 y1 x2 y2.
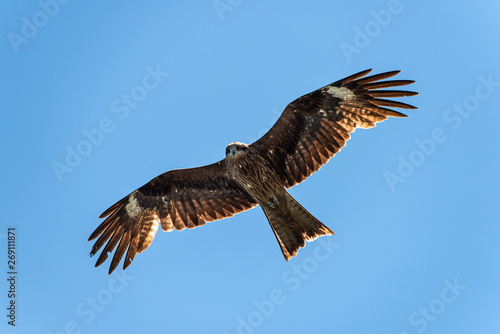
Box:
2 1 500 333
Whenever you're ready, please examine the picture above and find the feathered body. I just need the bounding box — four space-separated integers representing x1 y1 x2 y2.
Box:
89 69 418 274
225 142 334 259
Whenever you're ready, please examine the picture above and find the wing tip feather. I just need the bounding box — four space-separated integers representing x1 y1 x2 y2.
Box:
337 68 373 84
99 203 120 218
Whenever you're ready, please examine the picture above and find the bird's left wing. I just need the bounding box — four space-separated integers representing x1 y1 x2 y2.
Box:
89 160 256 274
250 69 418 188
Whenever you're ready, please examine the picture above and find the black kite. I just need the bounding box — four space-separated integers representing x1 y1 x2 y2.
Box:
89 69 418 274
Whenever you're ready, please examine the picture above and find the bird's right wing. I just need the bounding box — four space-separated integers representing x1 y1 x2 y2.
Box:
89 160 257 274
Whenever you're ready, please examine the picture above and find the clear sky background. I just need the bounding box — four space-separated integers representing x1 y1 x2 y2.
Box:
1 1 500 333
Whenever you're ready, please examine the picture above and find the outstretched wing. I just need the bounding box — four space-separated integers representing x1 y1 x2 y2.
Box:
89 160 256 274
251 69 418 187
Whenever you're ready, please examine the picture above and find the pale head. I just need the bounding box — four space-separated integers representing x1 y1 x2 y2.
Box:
226 142 249 158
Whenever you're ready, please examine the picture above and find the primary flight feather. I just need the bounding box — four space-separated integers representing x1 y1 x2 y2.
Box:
89 69 418 274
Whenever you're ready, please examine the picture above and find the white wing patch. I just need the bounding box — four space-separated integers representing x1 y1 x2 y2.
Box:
319 108 341 118
326 86 354 100
125 192 141 218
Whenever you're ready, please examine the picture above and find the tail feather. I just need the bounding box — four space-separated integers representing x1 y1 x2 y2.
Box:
262 192 334 260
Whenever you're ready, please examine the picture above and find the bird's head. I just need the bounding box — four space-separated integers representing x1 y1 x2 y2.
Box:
225 142 249 158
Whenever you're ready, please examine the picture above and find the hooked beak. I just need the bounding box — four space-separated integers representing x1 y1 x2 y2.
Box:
227 146 237 157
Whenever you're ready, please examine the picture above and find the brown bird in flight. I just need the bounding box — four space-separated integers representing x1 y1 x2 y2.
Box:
89 69 418 274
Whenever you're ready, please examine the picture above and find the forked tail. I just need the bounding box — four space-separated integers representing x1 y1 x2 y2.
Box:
262 192 334 260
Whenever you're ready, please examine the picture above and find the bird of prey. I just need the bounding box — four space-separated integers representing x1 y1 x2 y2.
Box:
89 69 417 274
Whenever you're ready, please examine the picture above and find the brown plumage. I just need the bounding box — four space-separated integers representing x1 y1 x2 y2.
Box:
89 69 418 274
